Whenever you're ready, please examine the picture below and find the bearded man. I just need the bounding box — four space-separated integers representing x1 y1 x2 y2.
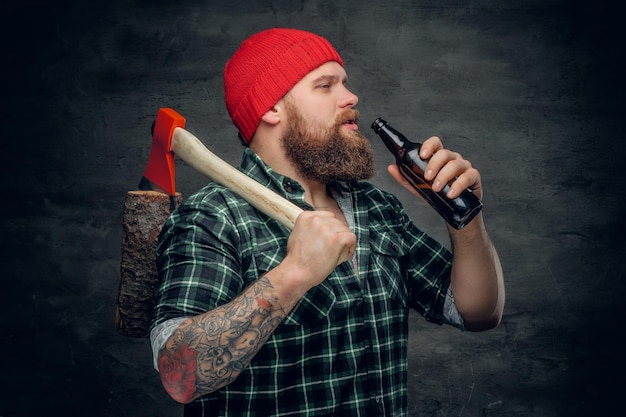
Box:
150 28 505 417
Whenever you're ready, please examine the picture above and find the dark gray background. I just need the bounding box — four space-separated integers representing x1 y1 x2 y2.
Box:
2 0 624 416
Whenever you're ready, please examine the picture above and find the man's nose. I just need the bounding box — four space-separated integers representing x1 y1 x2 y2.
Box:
339 86 358 108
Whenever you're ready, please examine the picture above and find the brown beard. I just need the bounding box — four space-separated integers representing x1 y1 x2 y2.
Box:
281 100 374 184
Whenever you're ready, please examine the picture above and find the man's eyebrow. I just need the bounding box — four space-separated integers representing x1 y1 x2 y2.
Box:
311 74 347 84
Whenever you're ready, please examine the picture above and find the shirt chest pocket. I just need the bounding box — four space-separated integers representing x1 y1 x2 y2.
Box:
252 247 336 327
282 282 336 326
368 224 409 307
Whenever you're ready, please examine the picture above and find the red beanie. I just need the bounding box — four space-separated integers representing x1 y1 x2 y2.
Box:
224 28 344 144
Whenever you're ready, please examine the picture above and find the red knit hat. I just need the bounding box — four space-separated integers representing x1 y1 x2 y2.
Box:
224 28 344 144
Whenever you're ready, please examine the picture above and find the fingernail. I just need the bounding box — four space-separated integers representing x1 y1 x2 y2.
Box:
426 169 433 180
447 188 456 198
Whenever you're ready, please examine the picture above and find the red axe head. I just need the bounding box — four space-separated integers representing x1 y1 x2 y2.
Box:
138 108 186 196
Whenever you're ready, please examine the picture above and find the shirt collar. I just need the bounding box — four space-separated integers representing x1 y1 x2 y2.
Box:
239 147 354 210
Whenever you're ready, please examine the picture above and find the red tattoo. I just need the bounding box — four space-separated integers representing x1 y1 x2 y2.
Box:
159 343 197 402
255 296 271 310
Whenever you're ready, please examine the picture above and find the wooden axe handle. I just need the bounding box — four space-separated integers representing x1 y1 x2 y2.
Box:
171 127 350 264
171 127 303 230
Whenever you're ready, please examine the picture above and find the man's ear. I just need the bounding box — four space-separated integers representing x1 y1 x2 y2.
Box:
260 104 281 126
261 96 289 126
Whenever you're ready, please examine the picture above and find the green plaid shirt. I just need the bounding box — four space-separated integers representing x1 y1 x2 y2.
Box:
151 147 461 416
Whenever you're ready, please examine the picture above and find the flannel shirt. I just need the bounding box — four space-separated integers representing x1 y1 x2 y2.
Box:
151 147 463 416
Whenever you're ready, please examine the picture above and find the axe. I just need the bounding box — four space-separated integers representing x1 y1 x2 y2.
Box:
118 108 315 338
118 109 350 337
138 108 303 230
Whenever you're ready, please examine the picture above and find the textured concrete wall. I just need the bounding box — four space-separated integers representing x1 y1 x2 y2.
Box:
3 0 624 416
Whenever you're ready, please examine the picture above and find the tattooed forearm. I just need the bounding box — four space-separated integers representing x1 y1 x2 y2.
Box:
157 276 290 403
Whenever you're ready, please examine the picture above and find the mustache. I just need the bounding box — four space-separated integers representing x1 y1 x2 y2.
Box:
335 109 360 126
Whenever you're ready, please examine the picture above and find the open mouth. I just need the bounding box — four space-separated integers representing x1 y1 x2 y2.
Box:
339 110 360 130
342 119 358 129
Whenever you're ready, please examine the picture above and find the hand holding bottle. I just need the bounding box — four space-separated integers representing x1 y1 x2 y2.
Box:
372 118 483 229
400 135 483 200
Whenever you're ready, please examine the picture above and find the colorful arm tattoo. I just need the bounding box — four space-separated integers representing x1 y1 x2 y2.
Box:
157 276 289 403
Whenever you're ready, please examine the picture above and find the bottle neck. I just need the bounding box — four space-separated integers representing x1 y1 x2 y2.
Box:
372 119 407 153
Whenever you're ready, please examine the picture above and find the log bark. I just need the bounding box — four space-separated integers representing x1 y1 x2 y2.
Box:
116 190 183 337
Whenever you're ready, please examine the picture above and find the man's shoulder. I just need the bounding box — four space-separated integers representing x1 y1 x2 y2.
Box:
183 181 247 207
163 182 256 229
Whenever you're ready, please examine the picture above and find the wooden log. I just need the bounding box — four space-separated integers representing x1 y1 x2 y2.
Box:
116 190 183 337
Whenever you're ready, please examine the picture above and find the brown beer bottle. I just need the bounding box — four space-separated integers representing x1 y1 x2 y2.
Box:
371 118 483 229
